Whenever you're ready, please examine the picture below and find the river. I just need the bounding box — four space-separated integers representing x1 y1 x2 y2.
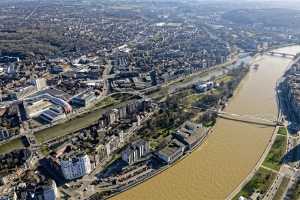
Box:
112 46 300 200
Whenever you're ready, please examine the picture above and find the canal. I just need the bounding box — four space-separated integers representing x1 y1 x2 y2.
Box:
111 46 300 200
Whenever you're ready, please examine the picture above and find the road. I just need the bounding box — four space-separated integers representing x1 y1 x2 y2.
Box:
283 169 300 200
24 0 41 21
263 172 283 200
263 164 295 200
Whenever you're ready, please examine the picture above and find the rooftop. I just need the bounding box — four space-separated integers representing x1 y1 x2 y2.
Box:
158 139 185 158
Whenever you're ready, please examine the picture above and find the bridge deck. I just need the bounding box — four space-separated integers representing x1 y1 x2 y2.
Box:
218 114 277 127
267 52 296 58
187 106 281 126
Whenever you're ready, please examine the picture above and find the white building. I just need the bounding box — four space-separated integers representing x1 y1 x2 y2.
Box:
109 109 119 124
105 135 120 156
43 180 59 200
156 139 185 164
194 81 214 93
60 153 91 180
121 139 149 165
0 129 11 142
34 78 47 91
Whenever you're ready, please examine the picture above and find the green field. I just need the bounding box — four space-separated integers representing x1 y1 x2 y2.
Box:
277 127 288 136
95 96 119 108
184 93 204 105
234 167 277 200
262 134 287 171
215 75 233 84
0 138 24 155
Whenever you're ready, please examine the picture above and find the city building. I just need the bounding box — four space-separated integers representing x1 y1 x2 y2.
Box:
59 152 92 180
156 139 185 164
49 66 64 74
113 164 153 185
25 99 53 118
121 139 150 165
0 129 11 142
33 78 47 91
285 72 300 121
119 106 128 120
194 81 214 93
174 121 207 150
14 179 58 200
42 180 59 200
39 106 66 124
109 109 119 124
0 191 17 200
71 90 96 107
90 144 108 168
14 85 37 100
105 135 120 156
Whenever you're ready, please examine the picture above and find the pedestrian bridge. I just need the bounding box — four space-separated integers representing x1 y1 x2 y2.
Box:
188 106 282 127
267 51 296 59
217 111 282 127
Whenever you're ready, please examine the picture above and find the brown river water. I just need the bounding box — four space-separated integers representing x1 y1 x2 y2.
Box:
112 46 300 200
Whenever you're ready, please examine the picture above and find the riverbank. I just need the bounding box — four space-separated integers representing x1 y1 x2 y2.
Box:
226 51 298 200
103 128 213 200
112 46 297 200
230 126 288 200
226 111 279 199
90 62 251 200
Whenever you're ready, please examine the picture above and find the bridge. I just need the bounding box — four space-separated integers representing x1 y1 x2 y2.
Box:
217 111 282 127
188 106 282 127
267 51 296 59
